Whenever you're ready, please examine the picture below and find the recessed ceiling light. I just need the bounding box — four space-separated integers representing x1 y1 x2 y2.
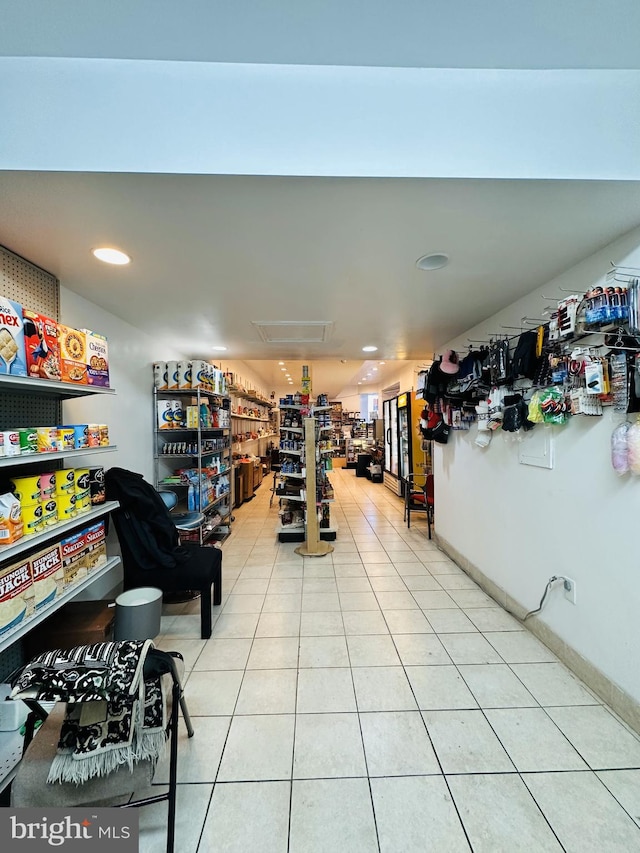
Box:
211 346 227 351
416 252 449 271
281 367 286 371
92 247 131 265
379 361 385 365
362 346 378 353
357 382 361 385
372 368 378 371
278 361 285 365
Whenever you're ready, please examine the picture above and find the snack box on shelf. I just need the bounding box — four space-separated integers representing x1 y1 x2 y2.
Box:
59 520 106 586
0 492 23 544
0 297 27 377
58 325 87 385
23 309 61 381
82 329 110 388
0 557 34 635
29 543 64 611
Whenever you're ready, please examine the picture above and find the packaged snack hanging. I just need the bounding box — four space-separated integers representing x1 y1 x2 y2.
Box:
539 388 568 425
527 391 544 423
611 422 630 476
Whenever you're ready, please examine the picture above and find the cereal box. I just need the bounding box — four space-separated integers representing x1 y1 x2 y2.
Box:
0 558 34 635
58 324 87 384
29 544 64 610
22 309 61 381
82 328 110 387
60 528 89 586
0 297 27 376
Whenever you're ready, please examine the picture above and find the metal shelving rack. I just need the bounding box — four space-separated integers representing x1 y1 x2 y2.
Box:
154 387 233 544
229 388 278 463
0 375 122 688
276 403 337 547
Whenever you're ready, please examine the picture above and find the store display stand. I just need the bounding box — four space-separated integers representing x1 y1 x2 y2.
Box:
153 386 233 544
295 417 334 557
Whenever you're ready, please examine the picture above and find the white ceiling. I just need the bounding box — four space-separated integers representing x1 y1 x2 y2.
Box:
1 172 640 398
2 0 640 69
1 2 640 399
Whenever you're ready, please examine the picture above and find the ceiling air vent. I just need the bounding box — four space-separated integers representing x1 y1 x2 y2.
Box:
251 321 334 344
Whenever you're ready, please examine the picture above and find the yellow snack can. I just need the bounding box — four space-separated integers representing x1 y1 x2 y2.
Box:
21 501 44 537
10 474 41 504
57 491 77 521
55 469 76 495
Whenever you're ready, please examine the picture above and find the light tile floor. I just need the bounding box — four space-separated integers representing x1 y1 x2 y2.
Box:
139 469 640 852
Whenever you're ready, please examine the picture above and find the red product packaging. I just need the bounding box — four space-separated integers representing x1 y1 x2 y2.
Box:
22 310 61 381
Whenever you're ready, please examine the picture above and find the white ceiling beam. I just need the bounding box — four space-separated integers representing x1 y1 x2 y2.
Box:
1 58 639 180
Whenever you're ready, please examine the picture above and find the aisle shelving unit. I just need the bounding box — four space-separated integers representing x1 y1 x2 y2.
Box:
0 369 121 794
154 387 233 544
275 400 337 548
229 387 278 459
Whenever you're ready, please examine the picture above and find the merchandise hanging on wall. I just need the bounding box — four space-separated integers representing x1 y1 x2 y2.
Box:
423 263 640 469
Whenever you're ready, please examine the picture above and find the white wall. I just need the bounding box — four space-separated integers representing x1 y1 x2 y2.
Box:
60 286 184 482
60 287 184 597
437 225 640 702
1 58 640 180
380 362 420 398
221 359 275 403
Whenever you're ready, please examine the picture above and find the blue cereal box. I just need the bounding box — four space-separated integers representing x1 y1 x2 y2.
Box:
0 297 28 376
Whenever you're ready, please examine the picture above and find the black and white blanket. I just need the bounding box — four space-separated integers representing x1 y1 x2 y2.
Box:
11 640 166 785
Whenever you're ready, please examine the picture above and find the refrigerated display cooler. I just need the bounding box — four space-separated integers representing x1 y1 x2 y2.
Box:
383 391 414 496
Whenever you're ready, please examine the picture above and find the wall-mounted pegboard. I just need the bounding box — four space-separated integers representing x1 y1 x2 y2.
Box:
0 245 61 430
0 246 61 680
1 245 59 320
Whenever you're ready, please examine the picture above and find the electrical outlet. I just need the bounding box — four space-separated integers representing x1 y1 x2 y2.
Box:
563 577 577 605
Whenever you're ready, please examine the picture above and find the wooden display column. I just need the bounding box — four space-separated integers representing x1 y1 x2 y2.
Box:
295 417 334 557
